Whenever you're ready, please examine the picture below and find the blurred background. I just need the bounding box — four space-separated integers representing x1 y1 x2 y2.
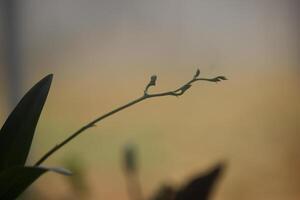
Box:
0 0 300 199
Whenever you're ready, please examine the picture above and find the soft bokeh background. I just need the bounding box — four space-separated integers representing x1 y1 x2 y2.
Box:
0 0 300 199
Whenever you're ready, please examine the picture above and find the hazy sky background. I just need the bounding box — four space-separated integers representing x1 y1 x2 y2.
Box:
0 1 300 200
9 0 300 78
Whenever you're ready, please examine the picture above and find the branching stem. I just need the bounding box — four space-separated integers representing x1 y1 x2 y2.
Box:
34 70 226 166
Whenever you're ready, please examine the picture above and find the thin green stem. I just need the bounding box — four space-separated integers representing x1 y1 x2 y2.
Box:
34 96 145 166
34 71 226 166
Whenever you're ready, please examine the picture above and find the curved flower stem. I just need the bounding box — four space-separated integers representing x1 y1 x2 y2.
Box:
34 70 226 166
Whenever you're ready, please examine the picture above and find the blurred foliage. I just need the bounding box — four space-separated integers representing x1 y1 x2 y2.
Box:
63 155 89 198
123 143 225 200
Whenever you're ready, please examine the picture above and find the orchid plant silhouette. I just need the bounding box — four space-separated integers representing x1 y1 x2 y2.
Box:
0 70 226 199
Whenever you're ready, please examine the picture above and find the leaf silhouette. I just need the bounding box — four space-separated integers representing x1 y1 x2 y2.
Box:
150 185 176 200
0 166 71 200
175 163 225 200
0 74 53 170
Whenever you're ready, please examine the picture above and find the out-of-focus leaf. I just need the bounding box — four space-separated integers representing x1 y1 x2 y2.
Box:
123 144 138 174
0 74 53 170
175 163 225 200
150 184 176 200
0 166 71 200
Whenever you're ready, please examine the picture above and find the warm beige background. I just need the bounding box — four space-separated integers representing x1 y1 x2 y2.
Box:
0 0 300 199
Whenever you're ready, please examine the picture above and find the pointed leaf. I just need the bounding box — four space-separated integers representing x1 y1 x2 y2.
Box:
175 163 225 200
0 74 53 170
0 166 71 200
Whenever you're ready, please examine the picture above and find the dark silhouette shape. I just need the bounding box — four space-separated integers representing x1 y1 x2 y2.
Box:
175 163 225 200
150 184 176 200
0 75 53 170
0 75 70 200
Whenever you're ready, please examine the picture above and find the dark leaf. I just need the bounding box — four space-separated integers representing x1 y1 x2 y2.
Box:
175 163 225 200
0 166 71 200
0 74 53 170
150 185 176 200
